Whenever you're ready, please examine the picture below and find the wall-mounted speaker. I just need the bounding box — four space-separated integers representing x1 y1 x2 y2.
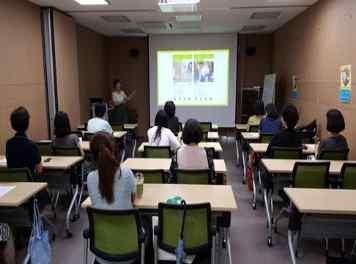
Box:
129 48 140 58
246 46 256 56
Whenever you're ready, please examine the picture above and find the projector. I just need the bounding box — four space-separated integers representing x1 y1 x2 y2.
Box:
158 0 200 13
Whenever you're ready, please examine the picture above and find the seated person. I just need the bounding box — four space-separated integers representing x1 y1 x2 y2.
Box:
247 100 265 127
6 107 43 178
87 103 113 134
53 111 83 155
164 101 180 136
317 109 348 158
147 110 180 151
87 132 136 210
260 103 282 135
177 119 209 170
265 104 302 158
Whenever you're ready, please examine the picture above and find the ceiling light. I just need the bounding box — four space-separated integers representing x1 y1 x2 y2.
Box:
74 0 110 6
176 14 202 22
159 0 200 13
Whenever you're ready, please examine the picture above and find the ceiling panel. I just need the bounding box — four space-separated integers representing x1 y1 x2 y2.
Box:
28 0 318 36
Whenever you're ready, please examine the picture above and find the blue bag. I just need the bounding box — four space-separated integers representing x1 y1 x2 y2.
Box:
27 199 52 264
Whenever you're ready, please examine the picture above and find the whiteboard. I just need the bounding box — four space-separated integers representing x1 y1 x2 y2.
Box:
262 74 277 105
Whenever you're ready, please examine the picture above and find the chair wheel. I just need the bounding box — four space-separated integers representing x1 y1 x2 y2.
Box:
267 237 273 247
66 230 73 238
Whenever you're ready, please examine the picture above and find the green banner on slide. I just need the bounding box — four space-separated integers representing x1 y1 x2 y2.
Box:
173 54 192 62
194 53 214 62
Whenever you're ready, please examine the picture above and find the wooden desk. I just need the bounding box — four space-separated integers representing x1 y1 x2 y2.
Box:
285 188 356 215
82 184 237 212
124 123 138 130
0 182 48 207
137 142 223 153
178 132 219 141
241 132 260 141
122 158 172 172
0 156 83 170
250 143 316 155
113 131 127 139
261 159 356 175
236 124 248 131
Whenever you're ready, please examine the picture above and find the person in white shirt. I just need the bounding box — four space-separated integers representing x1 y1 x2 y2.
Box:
177 119 209 170
147 110 180 151
87 103 113 134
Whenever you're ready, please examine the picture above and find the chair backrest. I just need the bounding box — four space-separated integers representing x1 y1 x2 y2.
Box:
249 125 259 132
86 208 142 262
260 133 274 143
83 132 95 141
52 147 82 157
137 170 165 183
0 167 32 182
202 132 209 142
71 131 83 138
158 202 212 255
319 149 349 161
292 162 330 188
143 146 171 158
176 169 210 184
111 123 124 132
298 132 315 144
200 122 212 133
340 163 356 189
36 142 53 156
271 147 303 159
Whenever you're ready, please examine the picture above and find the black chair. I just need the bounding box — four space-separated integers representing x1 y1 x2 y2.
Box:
340 163 356 189
143 146 171 158
271 147 303 159
36 141 53 156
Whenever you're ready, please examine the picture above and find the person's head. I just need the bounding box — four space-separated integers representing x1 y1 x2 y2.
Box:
155 110 168 128
282 104 299 129
182 119 203 145
94 103 106 118
113 79 121 91
54 111 71 138
164 101 176 118
326 109 345 134
254 100 265 116
265 103 279 120
10 106 30 134
90 132 119 204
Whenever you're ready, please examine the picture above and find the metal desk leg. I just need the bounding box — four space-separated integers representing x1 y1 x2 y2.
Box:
264 188 273 247
242 151 247 184
66 184 79 238
288 230 297 264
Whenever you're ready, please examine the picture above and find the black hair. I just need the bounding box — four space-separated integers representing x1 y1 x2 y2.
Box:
113 79 120 88
182 119 203 145
54 111 71 138
265 103 279 120
95 103 106 118
164 101 176 118
10 106 30 134
327 109 345 133
282 104 299 129
154 110 169 142
254 100 265 116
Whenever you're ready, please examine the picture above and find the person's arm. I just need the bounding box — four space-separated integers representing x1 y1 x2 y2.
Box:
169 130 180 151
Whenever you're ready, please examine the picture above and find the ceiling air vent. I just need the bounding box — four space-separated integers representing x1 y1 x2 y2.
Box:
101 15 131 23
250 12 281 20
241 25 267 32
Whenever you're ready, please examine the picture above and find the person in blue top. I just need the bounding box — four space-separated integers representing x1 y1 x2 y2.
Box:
260 103 283 135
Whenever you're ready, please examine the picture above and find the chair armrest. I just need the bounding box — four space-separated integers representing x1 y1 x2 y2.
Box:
138 227 146 243
83 228 90 239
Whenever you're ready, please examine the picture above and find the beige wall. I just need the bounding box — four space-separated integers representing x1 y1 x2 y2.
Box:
53 10 81 127
0 0 48 152
273 0 356 158
77 25 109 122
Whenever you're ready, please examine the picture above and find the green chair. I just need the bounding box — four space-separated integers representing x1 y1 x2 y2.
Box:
292 162 330 188
111 123 124 132
84 208 146 264
137 170 165 184
249 125 259 132
272 147 303 159
0 167 32 182
340 163 356 189
318 149 349 160
154 202 216 264
200 122 212 133
52 147 82 157
176 169 211 185
37 142 53 156
202 132 209 142
143 146 171 158
260 133 274 143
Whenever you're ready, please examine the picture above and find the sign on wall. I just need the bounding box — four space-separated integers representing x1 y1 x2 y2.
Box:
339 65 352 104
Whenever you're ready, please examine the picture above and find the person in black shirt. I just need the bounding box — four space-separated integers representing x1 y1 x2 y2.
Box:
164 101 180 136
6 107 42 178
265 104 302 158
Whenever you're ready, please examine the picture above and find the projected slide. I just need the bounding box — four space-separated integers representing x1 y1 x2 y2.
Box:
157 50 230 106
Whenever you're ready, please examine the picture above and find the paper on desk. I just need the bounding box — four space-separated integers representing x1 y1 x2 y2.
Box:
0 186 15 199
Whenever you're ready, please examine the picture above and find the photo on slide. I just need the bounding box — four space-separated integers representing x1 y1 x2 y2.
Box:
194 54 214 83
173 54 193 83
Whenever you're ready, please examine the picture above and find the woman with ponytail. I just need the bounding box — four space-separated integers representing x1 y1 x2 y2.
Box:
87 132 136 210
147 110 180 151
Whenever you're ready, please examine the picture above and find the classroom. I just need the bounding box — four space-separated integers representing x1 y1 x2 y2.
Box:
0 0 355 263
